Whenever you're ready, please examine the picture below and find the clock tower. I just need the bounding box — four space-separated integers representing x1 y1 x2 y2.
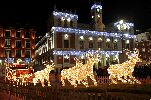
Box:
91 2 105 31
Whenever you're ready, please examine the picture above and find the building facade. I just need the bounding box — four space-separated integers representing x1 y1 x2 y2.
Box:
35 3 136 73
135 32 151 62
0 27 36 77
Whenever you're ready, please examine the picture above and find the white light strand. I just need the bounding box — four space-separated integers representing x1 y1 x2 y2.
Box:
91 4 102 10
52 27 136 38
53 50 122 56
53 11 78 20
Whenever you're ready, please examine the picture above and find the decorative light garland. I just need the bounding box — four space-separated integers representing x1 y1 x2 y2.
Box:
53 50 122 56
53 11 78 20
61 54 98 87
114 21 134 27
52 27 136 38
91 4 102 10
107 49 142 84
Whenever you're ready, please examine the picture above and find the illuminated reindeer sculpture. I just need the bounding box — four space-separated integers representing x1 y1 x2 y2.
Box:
107 49 142 84
61 54 99 87
33 61 54 87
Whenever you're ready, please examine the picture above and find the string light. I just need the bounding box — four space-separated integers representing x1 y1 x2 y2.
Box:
91 4 102 10
61 54 98 87
53 50 122 56
33 60 54 87
52 27 136 38
107 49 142 84
53 11 78 20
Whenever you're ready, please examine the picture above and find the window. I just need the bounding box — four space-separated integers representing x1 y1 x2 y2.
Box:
5 31 10 37
64 40 69 48
114 43 118 49
5 39 10 47
80 41 84 49
106 42 110 48
26 40 30 48
16 40 21 48
125 40 130 49
16 50 21 57
98 37 102 48
5 50 11 58
126 44 130 49
64 20 68 27
25 32 30 38
64 55 69 63
16 31 21 38
89 41 93 48
98 42 102 48
70 20 74 27
25 50 30 58
106 38 110 48
58 18 61 26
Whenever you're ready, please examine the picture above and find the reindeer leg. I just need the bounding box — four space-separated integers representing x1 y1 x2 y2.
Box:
89 75 97 86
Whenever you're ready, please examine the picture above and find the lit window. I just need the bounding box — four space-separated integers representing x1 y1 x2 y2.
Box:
92 16 94 19
97 15 100 18
5 39 10 47
5 50 11 58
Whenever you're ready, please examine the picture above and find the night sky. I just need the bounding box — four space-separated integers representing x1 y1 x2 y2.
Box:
0 0 150 36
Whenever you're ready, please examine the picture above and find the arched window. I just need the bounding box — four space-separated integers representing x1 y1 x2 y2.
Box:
58 18 61 26
64 20 68 27
70 20 74 27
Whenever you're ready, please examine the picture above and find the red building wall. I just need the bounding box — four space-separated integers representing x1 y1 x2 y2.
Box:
70 34 75 49
136 40 150 61
56 32 62 48
0 27 36 61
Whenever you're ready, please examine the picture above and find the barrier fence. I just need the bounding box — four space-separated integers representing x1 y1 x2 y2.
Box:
0 76 151 100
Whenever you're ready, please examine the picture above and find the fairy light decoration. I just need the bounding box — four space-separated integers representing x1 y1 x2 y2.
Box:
33 60 54 87
61 54 99 87
107 49 142 84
